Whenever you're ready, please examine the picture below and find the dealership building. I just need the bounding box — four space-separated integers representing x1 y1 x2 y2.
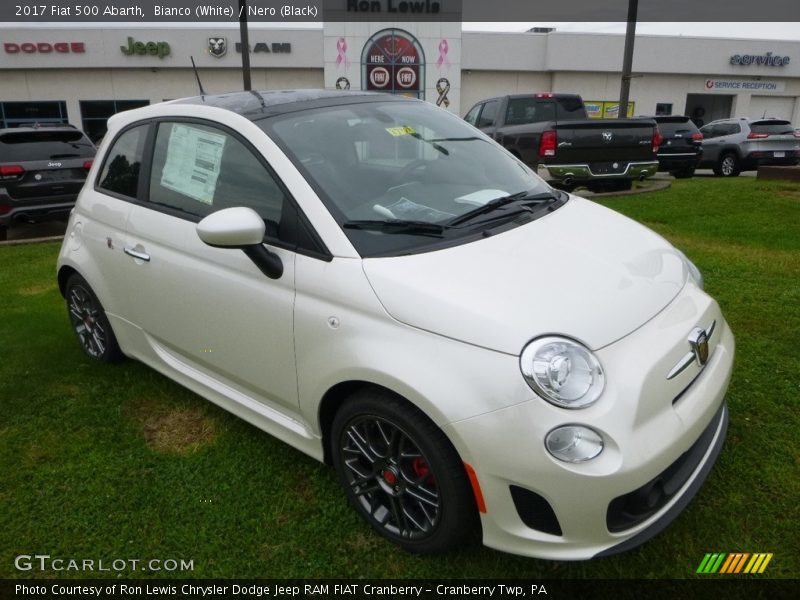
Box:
1 21 799 140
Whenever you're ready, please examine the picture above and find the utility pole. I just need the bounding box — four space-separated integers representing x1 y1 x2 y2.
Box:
239 0 252 91
618 0 638 118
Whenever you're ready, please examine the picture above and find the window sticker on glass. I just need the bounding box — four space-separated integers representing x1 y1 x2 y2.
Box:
385 126 417 137
160 124 226 205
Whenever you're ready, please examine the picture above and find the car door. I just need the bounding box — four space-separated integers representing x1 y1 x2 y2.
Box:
72 124 146 330
700 123 722 164
464 103 482 127
476 99 501 138
120 119 300 413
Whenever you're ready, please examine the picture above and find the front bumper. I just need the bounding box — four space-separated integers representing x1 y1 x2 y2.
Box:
444 282 735 560
542 161 659 182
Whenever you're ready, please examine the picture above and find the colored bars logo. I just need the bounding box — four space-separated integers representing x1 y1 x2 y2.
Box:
696 553 773 574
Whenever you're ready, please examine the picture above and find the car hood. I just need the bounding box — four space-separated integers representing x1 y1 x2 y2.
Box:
361 196 689 354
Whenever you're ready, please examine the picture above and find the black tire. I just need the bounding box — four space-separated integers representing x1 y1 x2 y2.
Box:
551 181 576 193
671 168 695 179
0 225 7 242
715 153 740 177
331 390 477 554
65 273 124 362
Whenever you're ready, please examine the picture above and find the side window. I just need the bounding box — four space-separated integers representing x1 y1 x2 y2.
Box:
477 100 499 128
148 122 285 230
728 123 742 135
464 104 482 126
97 125 147 199
700 124 718 139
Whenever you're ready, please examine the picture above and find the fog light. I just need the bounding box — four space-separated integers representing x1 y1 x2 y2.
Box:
545 425 604 463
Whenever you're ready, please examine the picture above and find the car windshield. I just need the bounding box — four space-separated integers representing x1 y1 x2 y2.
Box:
260 99 555 256
0 130 95 162
750 121 794 135
654 118 698 137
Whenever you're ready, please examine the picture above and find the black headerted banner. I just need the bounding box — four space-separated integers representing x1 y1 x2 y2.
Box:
3 579 799 600
2 0 800 22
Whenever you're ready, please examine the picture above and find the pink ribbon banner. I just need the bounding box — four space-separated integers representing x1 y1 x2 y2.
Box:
436 39 450 70
336 37 350 70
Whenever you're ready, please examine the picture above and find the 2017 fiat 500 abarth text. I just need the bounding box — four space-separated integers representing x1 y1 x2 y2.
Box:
57 91 734 560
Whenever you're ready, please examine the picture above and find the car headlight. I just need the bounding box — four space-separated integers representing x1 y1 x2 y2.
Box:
676 250 704 290
520 337 605 409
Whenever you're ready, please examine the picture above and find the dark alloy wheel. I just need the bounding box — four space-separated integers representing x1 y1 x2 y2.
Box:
331 391 477 553
715 153 740 177
65 273 123 362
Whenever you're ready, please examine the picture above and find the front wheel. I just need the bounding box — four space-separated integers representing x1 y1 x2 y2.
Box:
331 390 477 554
65 273 123 362
715 153 740 177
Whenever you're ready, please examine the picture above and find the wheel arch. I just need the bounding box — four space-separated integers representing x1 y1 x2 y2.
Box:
57 265 80 298
719 145 742 159
318 379 446 466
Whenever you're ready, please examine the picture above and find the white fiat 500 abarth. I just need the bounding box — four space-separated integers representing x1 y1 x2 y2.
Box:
57 91 734 560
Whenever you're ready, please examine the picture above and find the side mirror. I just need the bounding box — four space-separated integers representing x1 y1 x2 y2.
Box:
196 207 266 247
196 207 283 280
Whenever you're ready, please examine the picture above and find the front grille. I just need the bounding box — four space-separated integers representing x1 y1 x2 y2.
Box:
606 403 724 533
510 485 562 536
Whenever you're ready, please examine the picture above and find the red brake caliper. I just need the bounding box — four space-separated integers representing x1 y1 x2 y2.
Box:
412 457 435 485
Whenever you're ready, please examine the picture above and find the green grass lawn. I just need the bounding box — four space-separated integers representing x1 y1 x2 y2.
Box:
1 177 798 579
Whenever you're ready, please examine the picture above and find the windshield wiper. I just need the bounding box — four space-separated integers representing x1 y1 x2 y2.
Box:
447 190 562 227
342 219 447 237
407 132 449 156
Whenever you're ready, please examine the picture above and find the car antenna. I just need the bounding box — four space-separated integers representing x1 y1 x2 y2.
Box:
190 56 207 97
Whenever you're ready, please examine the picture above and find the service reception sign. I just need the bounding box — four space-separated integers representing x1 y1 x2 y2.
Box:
704 79 786 92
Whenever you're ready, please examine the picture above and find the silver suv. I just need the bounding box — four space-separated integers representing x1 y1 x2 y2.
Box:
698 118 799 176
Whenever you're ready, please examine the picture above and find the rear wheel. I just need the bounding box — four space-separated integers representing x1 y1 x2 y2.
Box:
65 273 123 362
715 153 740 177
331 390 477 554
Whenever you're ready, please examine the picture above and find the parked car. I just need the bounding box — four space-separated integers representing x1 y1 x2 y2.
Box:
58 90 734 560
0 126 96 241
464 93 660 192
646 115 703 178
699 118 800 177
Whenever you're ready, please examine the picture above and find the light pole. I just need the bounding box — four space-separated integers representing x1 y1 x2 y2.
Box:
239 0 252 91
618 0 638 118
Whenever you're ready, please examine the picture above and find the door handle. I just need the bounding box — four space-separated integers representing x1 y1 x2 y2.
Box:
124 246 150 262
